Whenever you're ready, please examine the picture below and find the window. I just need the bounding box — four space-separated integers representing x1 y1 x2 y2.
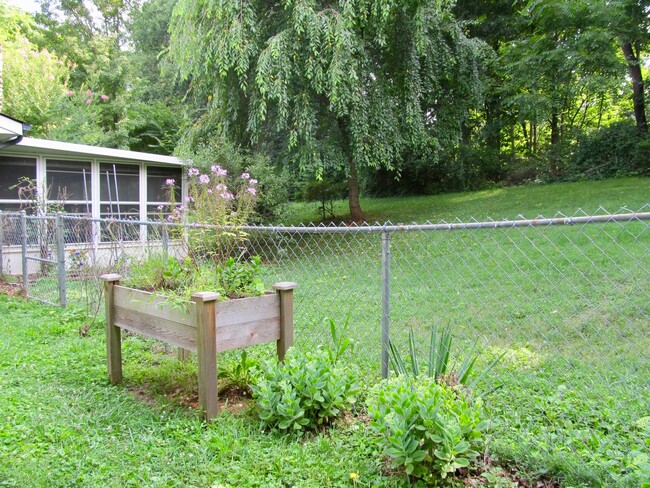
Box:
147 166 181 203
46 160 92 203
100 163 140 204
0 156 36 203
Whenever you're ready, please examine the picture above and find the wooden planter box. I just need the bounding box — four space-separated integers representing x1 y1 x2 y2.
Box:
100 274 297 420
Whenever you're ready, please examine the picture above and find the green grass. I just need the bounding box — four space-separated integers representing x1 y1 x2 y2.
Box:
0 297 395 487
286 177 649 224
249 176 650 486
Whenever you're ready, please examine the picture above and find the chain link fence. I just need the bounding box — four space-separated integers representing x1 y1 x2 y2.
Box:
1 206 649 483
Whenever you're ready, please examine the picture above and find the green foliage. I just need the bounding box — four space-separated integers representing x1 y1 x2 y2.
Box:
369 376 489 480
218 350 259 394
571 122 650 179
124 253 265 304
252 348 360 432
252 318 360 432
1 36 69 136
218 256 265 299
170 0 486 218
389 326 503 392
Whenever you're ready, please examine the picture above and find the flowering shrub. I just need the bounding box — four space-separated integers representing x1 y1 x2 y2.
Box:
162 164 259 262
68 249 89 269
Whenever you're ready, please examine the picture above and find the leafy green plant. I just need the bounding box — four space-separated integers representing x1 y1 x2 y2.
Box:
389 326 503 392
218 350 259 394
217 256 265 298
368 376 489 481
252 317 360 432
125 253 265 305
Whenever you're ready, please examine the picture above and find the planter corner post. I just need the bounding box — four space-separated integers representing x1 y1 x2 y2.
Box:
273 282 298 362
191 291 220 421
101 274 123 384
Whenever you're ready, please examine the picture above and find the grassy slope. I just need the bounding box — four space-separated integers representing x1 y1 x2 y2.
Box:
286 177 649 224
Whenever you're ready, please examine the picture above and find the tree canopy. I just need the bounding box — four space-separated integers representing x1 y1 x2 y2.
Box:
170 0 486 220
0 0 648 220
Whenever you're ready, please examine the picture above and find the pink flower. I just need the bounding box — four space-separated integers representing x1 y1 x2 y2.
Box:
165 178 175 186
85 99 92 105
65 90 74 96
188 168 200 177
246 187 257 195
86 89 93 95
241 172 250 180
185 196 194 203
207 188 214 194
249 178 258 185
210 165 227 176
199 174 210 184
216 183 227 192
100 94 109 102
220 192 234 200
156 205 164 210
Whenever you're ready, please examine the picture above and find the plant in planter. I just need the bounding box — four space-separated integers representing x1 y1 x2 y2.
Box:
101 167 297 421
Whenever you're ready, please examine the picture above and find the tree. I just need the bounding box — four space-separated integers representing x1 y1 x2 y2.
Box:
0 3 70 135
170 0 484 221
497 0 623 170
608 0 650 133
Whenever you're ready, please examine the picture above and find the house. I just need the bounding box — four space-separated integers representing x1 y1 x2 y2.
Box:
0 113 185 276
0 114 184 219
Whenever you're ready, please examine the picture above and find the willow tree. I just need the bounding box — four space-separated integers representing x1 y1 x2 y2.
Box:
170 1 484 221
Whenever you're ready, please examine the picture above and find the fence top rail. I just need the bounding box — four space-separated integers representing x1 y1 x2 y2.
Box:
1 208 649 233
238 211 650 233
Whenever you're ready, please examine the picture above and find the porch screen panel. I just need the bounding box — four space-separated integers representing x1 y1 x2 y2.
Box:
46 160 92 211
0 156 37 206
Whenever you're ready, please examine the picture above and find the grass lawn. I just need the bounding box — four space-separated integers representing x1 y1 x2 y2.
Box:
0 297 395 487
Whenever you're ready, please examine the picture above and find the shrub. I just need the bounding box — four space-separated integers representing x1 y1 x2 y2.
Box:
368 376 489 481
571 122 650 179
252 317 360 432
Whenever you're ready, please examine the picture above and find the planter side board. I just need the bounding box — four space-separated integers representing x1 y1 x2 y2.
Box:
113 286 198 351
215 294 281 352
111 287 283 353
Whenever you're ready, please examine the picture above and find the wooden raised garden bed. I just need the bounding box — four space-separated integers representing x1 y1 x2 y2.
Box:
100 274 297 420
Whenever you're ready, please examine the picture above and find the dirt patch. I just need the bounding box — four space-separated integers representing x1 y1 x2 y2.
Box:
128 385 159 407
462 457 560 487
0 280 22 297
128 383 253 416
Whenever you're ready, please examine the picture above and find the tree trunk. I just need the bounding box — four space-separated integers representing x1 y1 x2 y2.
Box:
621 42 648 133
336 116 365 222
347 157 364 223
550 112 559 145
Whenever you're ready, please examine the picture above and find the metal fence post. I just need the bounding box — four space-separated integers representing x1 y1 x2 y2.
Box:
56 212 67 307
381 230 391 379
20 210 27 295
0 211 4 277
